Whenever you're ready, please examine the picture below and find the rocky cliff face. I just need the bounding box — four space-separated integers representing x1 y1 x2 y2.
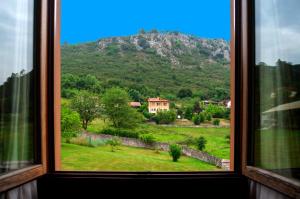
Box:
97 31 230 66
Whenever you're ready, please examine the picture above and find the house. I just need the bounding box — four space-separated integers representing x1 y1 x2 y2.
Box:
147 97 169 114
129 101 141 108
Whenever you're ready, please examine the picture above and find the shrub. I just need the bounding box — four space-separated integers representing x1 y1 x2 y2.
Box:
213 119 220 126
139 134 156 145
61 106 81 133
153 110 176 124
197 136 207 151
192 114 201 125
68 136 106 147
62 131 79 143
106 137 121 152
169 144 182 162
100 128 139 138
192 113 206 125
206 113 212 121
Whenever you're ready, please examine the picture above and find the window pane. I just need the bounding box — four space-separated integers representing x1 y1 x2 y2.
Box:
0 0 36 174
254 0 300 181
60 0 231 171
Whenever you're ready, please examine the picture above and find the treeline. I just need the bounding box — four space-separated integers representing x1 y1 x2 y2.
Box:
62 73 230 102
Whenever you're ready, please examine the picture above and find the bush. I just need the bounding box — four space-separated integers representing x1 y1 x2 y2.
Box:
197 136 207 151
68 136 106 147
106 137 121 152
153 110 176 124
61 106 81 133
139 134 156 145
192 114 201 125
62 131 79 143
213 119 220 126
192 113 206 125
206 113 212 121
100 128 139 139
184 107 193 120
169 144 182 162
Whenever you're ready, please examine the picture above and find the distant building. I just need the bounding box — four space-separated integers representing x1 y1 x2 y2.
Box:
129 102 141 108
148 97 169 114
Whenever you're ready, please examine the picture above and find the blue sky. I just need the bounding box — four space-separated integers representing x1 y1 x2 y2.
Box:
61 0 230 44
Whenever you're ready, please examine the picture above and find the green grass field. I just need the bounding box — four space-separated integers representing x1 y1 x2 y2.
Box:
61 143 220 171
87 119 230 159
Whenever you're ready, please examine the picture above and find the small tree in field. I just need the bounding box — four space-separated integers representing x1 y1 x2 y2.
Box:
102 87 143 129
169 144 182 162
61 106 81 142
197 136 207 151
71 91 101 130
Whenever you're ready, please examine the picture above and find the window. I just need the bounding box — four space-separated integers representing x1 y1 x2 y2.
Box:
0 0 48 193
253 0 300 181
59 0 233 172
0 0 36 175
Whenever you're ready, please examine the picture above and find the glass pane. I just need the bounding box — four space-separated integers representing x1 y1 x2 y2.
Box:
0 0 36 174
60 0 232 171
254 0 300 181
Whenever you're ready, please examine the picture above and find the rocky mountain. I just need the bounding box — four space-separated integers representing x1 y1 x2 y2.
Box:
61 31 231 100
97 31 230 66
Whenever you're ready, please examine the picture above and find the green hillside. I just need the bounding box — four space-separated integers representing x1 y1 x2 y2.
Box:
61 31 230 100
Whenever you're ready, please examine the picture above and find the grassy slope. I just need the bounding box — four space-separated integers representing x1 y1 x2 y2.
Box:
87 118 230 159
61 143 220 171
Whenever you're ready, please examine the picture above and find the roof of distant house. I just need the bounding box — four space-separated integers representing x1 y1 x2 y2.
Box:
147 97 169 102
129 102 141 107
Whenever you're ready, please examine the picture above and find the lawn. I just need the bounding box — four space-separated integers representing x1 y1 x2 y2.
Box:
87 119 231 159
61 143 220 171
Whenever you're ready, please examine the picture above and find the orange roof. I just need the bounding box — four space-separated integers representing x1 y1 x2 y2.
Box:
129 102 141 107
147 97 169 102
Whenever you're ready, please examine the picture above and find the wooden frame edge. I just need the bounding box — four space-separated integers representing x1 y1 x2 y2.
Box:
0 165 44 193
53 0 62 171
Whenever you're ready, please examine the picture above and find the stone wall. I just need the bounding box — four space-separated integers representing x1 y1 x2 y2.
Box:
82 132 230 170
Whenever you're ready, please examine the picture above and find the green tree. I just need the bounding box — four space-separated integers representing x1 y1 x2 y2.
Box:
197 136 207 151
102 88 143 128
193 101 202 114
169 144 182 162
154 110 176 124
61 106 81 142
177 88 193 98
71 91 101 130
184 107 193 120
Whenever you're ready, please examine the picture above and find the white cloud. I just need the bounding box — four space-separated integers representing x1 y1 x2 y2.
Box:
255 0 300 65
0 0 34 84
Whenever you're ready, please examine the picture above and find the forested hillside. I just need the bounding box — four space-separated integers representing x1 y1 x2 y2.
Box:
61 31 230 101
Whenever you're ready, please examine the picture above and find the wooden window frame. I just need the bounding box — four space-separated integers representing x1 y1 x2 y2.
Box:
0 0 49 192
50 0 239 175
239 0 300 198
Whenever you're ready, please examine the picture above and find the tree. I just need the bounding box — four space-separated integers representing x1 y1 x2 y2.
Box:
169 144 182 162
61 106 81 132
102 88 143 128
193 101 202 114
184 107 193 120
177 88 193 98
71 91 101 130
197 136 207 151
128 89 143 102
154 110 176 124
